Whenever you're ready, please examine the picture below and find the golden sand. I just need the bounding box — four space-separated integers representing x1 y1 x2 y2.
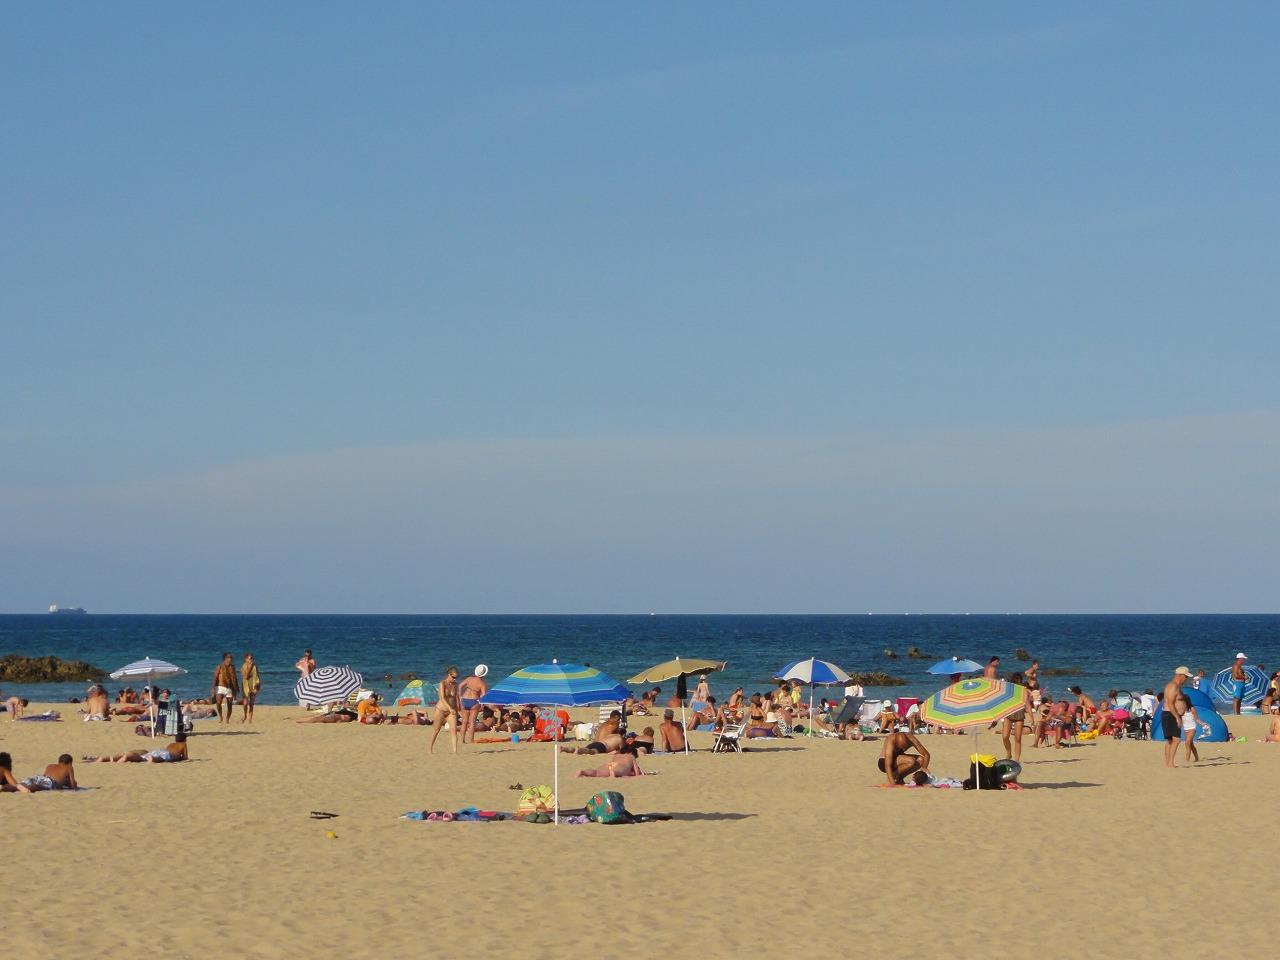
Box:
3 705 1276 959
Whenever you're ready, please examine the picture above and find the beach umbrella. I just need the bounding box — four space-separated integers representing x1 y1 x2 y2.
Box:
1207 665 1269 707
920 677 1029 791
481 661 630 824
774 658 851 737
294 665 363 707
628 657 728 754
925 657 984 676
110 657 187 739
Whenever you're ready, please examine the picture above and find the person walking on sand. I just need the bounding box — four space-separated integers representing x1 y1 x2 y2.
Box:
693 674 711 704
1001 672 1032 762
295 648 317 707
241 652 261 724
1162 667 1193 768
457 665 488 744
211 652 239 725
1229 653 1249 715
429 666 462 754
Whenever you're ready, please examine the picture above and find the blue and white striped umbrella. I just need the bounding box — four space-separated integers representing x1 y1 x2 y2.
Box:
1208 665 1268 706
775 658 851 686
294 665 363 705
926 657 984 676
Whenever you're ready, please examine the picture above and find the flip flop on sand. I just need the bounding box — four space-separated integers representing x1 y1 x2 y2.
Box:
309 811 340 819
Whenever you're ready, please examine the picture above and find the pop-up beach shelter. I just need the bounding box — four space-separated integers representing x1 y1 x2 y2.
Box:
394 679 430 707
481 661 630 824
109 658 187 738
774 658 851 737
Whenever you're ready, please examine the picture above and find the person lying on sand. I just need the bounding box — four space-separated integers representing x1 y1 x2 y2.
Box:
295 707 357 723
87 734 188 764
562 735 624 755
879 732 930 786
389 710 432 726
0 751 32 792
21 754 79 791
576 753 651 778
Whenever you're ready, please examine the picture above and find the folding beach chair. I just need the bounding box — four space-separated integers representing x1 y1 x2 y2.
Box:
713 719 746 753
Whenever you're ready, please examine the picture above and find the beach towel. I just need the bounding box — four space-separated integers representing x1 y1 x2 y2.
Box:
17 711 61 721
516 785 556 816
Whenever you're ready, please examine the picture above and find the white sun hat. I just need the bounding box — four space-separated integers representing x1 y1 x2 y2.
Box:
475 664 489 677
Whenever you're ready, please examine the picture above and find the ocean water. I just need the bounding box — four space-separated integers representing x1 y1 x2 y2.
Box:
1 614 1276 706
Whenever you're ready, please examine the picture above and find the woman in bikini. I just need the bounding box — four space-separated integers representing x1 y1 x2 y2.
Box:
429 666 461 754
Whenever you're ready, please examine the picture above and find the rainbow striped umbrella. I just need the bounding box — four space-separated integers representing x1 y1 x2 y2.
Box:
481 661 630 824
920 677 1028 730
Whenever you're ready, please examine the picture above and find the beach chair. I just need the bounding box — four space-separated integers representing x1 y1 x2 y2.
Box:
713 719 746 753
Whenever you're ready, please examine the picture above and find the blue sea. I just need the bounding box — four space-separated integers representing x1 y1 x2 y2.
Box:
1 614 1276 706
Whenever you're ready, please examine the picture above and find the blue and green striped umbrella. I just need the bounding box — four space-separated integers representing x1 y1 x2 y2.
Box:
481 661 630 707
480 661 631 825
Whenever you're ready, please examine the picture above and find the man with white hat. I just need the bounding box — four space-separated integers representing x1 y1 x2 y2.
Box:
1229 653 1249 716
1162 667 1194 768
458 665 489 744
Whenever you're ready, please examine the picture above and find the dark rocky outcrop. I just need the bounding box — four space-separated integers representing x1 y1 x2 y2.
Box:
847 671 906 687
883 648 899 659
1040 666 1081 677
0 654 107 683
1014 648 1032 661
906 646 935 660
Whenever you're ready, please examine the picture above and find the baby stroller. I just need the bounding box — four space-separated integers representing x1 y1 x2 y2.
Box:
1113 692 1148 740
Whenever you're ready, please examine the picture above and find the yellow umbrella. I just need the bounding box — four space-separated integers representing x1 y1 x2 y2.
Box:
628 657 727 754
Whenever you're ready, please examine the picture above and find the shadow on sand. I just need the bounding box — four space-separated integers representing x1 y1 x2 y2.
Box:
666 811 757 821
1022 780 1102 790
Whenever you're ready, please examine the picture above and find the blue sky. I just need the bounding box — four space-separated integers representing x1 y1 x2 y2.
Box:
3 3 1277 612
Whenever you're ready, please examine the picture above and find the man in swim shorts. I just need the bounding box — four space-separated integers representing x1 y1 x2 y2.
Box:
457 665 488 744
211 652 239 725
1230 653 1248 715
879 732 930 785
23 754 78 791
1162 667 1192 768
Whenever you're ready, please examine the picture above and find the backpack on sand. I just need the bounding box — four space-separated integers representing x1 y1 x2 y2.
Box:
586 790 629 824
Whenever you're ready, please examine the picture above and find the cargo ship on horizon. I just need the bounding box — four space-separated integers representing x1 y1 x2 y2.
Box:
48 604 87 615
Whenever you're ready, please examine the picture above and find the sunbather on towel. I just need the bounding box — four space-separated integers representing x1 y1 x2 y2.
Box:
21 754 78 790
295 707 356 723
88 735 189 764
576 753 650 778
0 751 32 792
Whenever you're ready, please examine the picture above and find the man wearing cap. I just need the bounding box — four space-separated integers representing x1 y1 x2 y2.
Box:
1229 653 1249 716
458 665 489 744
1162 667 1193 768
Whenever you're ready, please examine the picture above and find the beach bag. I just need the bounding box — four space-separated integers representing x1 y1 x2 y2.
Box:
517 785 556 816
586 790 628 824
573 722 595 742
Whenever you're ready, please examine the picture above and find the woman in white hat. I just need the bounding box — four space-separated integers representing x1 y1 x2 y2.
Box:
458 665 489 745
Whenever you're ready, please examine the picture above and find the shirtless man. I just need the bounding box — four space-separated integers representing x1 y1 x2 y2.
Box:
428 666 461 754
984 657 1000 679
211 652 239 725
90 735 189 764
22 754 78 791
879 732 930 785
84 684 110 721
596 710 622 742
655 709 686 752
1229 653 1249 715
457 665 488 745
1162 667 1193 768
1068 686 1097 729
5 696 27 721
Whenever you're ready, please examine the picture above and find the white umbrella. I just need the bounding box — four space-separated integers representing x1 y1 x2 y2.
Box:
110 657 187 738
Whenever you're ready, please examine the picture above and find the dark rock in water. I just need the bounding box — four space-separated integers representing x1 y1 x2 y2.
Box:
883 648 899 659
1040 666 1081 677
906 646 934 659
1014 648 1031 661
0 654 107 683
848 671 906 687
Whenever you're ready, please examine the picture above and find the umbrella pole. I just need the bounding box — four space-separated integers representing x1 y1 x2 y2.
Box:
808 689 814 737
553 730 560 825
681 701 689 755
974 729 980 792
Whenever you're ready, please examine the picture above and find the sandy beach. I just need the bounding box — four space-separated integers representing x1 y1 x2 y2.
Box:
3 705 1276 958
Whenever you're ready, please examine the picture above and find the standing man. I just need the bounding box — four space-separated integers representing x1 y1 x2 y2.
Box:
1230 653 1249 715
1192 668 1206 690
295 648 316 708
1161 667 1193 768
983 657 1000 679
211 652 239 725
457 664 488 744
241 652 261 724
